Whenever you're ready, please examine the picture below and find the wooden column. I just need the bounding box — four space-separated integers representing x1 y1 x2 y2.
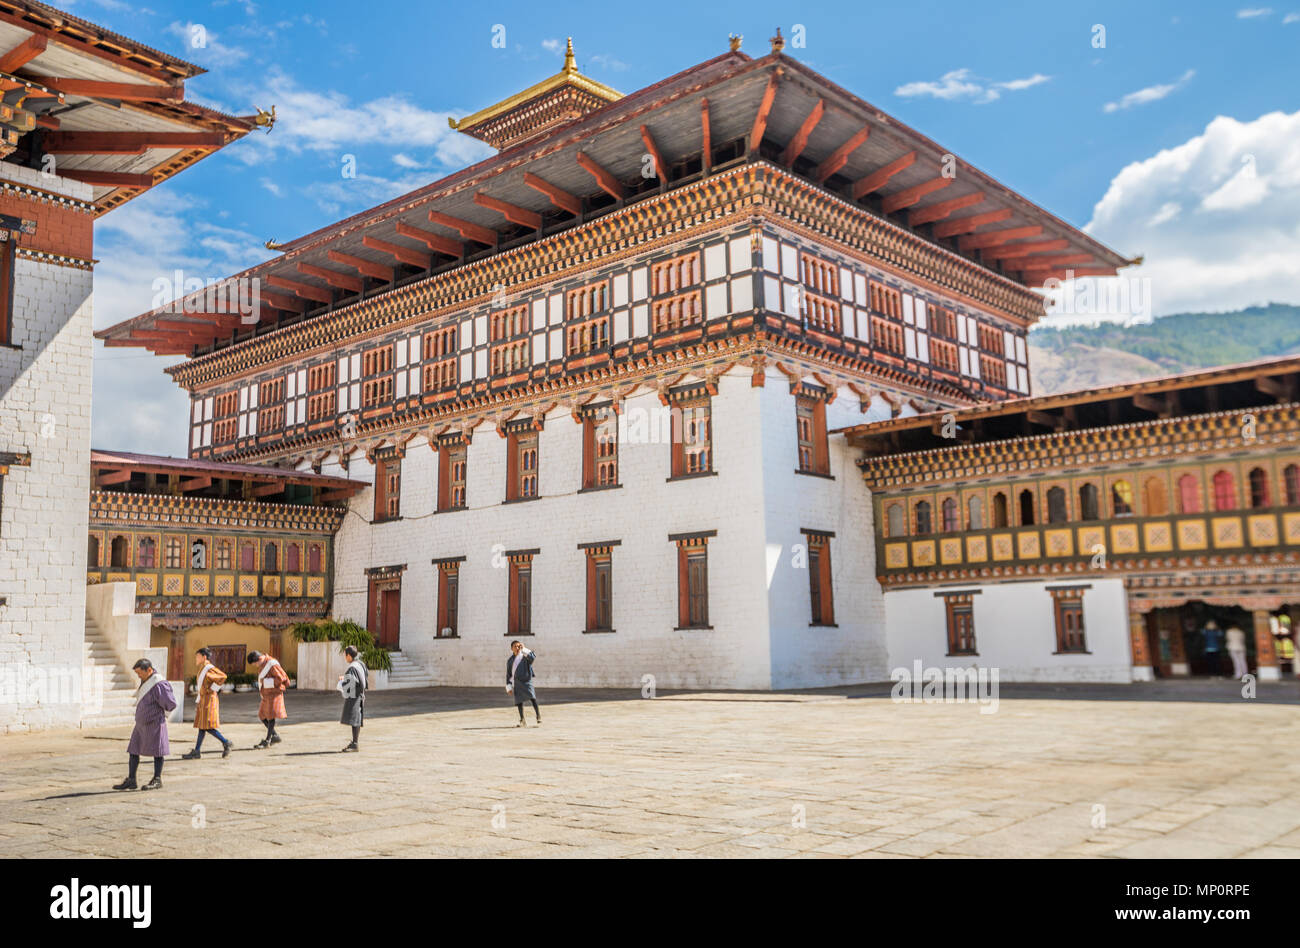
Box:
168 630 185 681
1128 607 1154 681
1162 610 1189 676
1253 609 1280 680
270 629 283 662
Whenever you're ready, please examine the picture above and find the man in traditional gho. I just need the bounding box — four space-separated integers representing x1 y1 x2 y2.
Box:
506 640 540 727
337 644 366 752
248 650 289 749
113 659 177 791
182 647 234 759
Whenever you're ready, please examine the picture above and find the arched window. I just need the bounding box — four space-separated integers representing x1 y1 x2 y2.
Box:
87 535 100 568
216 540 232 571
137 537 156 569
1178 474 1201 513
967 496 984 531
1249 467 1271 508
164 536 183 569
308 543 323 573
1019 489 1036 526
942 497 959 532
1078 483 1100 521
286 543 301 572
1285 464 1300 505
1144 477 1169 516
239 541 256 571
263 541 279 572
1212 470 1237 511
915 501 933 535
1047 486 1068 524
887 503 905 537
1112 480 1134 516
992 492 1009 528
110 536 129 568
190 539 207 570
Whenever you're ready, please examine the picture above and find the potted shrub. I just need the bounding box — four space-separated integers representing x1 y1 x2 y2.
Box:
232 672 255 693
360 642 392 690
292 619 376 690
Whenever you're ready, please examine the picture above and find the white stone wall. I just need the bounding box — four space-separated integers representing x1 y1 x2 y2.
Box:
330 373 775 690
761 382 890 689
883 577 1132 683
0 165 95 733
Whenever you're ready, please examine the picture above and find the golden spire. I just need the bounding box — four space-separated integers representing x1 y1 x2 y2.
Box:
729 33 742 52
564 37 576 72
770 27 785 53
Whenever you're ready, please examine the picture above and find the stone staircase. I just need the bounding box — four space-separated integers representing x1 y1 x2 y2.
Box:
385 651 435 689
80 582 168 730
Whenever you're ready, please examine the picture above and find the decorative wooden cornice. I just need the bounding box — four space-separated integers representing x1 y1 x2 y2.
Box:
169 162 1042 390
89 490 346 533
860 404 1300 491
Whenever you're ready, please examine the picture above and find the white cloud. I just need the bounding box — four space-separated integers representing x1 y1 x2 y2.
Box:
1103 69 1195 113
894 68 1050 104
1285 12 1300 22
164 21 248 67
1237 7 1273 16
1081 109 1300 316
541 38 563 53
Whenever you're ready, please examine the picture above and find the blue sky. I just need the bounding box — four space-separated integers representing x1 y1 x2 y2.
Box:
80 0 1300 453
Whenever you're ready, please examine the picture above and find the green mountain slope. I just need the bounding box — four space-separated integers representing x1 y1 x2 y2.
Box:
1027 303 1300 395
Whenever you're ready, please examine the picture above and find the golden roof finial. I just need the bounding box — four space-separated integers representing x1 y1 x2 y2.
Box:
564 37 576 72
770 27 785 53
729 33 742 52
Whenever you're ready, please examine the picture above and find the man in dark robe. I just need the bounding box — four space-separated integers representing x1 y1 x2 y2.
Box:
337 644 366 752
114 658 177 791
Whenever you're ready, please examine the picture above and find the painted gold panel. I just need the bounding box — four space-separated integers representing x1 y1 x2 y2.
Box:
238 575 258 597
135 573 157 596
1110 523 1140 555
1142 521 1173 553
1248 514 1278 546
188 574 210 597
106 572 130 583
1284 512 1300 544
885 542 909 569
912 540 936 567
214 574 234 597
307 576 325 598
162 573 184 596
965 535 988 563
285 575 304 598
940 537 963 565
1177 519 1207 550
1044 529 1073 557
991 534 1015 561
1212 516 1243 548
262 576 281 597
1017 531 1041 559
1077 526 1105 554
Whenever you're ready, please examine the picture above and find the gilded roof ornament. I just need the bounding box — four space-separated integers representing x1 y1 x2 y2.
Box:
729 33 742 52
770 27 784 53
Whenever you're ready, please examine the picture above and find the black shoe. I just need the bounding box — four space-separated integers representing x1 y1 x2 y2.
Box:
253 740 270 750
269 734 282 745
535 717 541 725
112 778 137 791
141 777 163 791
341 742 358 752
180 749 201 760
222 740 233 758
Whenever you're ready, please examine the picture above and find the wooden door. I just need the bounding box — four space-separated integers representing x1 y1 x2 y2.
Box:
379 588 401 649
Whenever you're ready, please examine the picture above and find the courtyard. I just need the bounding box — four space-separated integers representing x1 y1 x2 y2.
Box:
2 682 1298 859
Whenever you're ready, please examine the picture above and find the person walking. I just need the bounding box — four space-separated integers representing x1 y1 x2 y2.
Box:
1202 619 1225 677
113 659 176 791
1226 624 1249 679
338 645 366 752
182 647 234 759
506 640 540 727
248 650 289 749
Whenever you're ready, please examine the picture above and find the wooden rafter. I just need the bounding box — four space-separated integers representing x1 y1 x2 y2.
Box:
392 222 460 259
576 150 623 199
266 274 332 304
58 169 154 188
882 177 952 215
297 262 362 293
522 172 580 215
982 238 1069 261
96 469 132 486
365 233 434 268
473 192 542 230
0 34 46 72
908 191 984 227
43 131 225 154
781 98 824 167
178 475 211 492
933 208 1012 239
250 482 285 498
958 225 1043 252
701 98 712 173
814 125 869 183
1009 253 1094 270
327 250 393 283
639 125 669 183
748 72 779 153
428 209 497 246
35 77 184 101
1019 266 1117 284
852 151 916 199
258 289 307 313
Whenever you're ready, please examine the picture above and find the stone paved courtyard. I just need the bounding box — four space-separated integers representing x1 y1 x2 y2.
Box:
2 682 1298 858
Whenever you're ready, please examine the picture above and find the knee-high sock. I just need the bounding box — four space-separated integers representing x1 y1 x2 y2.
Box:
530 698 540 718
516 702 525 720
128 754 140 780
194 730 205 751
266 719 277 737
207 727 228 744
152 757 163 779
350 725 360 744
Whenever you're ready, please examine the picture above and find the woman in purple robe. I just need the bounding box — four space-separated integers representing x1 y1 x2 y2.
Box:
114 658 177 791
